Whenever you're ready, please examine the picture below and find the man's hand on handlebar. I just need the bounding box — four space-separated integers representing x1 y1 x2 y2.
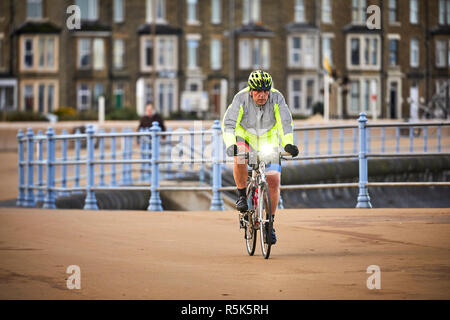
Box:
284 144 299 157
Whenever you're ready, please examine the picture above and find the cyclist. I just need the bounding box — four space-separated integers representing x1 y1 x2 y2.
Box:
221 70 299 245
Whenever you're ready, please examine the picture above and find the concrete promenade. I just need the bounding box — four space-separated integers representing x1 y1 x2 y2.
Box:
0 207 449 299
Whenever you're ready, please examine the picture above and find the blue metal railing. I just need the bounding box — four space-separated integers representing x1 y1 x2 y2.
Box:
16 113 450 211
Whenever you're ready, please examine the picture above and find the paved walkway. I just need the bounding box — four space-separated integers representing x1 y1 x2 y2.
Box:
0 207 449 299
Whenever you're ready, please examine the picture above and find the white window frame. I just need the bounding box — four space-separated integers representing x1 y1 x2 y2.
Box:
187 34 201 70
211 0 221 24
76 0 98 21
0 79 18 111
322 34 334 67
187 0 200 25
77 83 91 110
156 36 177 71
26 0 43 20
388 37 399 67
146 0 166 23
155 79 178 116
439 0 450 25
321 0 332 24
22 37 34 70
410 0 419 24
141 37 153 71
114 39 125 70
239 38 270 70
288 36 302 67
0 35 3 70
288 75 318 115
352 0 367 24
210 38 222 70
21 80 58 113
288 34 318 69
93 38 105 71
78 38 91 70
21 35 58 72
243 0 261 24
436 40 447 68
295 0 305 23
410 38 419 68
347 34 381 70
389 0 398 24
114 0 125 23
347 76 381 117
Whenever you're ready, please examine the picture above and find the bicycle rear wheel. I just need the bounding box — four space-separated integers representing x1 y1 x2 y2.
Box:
258 183 273 259
244 183 257 256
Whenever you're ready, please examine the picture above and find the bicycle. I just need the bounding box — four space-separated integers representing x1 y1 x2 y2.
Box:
237 147 292 259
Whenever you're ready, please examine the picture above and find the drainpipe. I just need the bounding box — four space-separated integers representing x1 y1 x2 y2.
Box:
229 0 235 101
379 0 385 119
9 0 14 76
425 1 430 106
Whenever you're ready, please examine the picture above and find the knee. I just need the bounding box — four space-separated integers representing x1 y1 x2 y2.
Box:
266 173 280 188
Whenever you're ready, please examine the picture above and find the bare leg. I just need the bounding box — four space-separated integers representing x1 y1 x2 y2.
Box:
266 171 280 216
233 156 248 189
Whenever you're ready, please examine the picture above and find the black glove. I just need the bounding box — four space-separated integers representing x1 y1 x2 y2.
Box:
226 144 238 157
285 144 299 157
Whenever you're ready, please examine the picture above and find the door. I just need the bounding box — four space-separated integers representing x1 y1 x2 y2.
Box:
410 85 419 120
389 82 398 119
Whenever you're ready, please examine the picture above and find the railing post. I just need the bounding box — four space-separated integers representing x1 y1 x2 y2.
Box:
148 122 163 211
395 127 400 153
210 120 224 211
24 128 35 207
16 130 25 207
315 129 320 162
73 128 82 194
110 128 117 187
120 128 127 185
36 130 45 203
43 128 56 209
423 126 428 153
166 128 173 180
98 128 106 187
437 126 441 152
139 128 145 182
356 113 372 208
303 130 309 164
381 127 386 153
199 130 205 183
127 128 134 185
59 129 70 197
409 126 414 153
83 124 98 210
145 127 152 183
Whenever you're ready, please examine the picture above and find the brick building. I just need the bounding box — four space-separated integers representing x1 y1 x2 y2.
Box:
0 0 449 120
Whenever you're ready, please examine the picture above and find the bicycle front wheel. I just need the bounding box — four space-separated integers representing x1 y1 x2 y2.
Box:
258 183 273 259
245 182 257 256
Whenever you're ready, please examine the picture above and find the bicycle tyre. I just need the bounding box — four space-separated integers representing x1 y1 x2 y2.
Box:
245 182 257 256
258 182 273 259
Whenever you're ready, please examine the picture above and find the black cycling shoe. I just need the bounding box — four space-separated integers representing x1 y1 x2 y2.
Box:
271 228 277 245
236 196 248 212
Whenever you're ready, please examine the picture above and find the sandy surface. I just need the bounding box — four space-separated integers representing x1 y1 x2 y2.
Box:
0 207 449 300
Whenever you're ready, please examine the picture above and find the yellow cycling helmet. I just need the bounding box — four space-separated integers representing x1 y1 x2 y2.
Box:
248 70 272 91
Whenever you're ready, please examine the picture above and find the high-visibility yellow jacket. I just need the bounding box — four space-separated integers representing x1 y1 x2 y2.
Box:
222 86 294 151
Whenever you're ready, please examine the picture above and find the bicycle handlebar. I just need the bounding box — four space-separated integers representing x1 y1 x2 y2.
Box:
235 151 294 160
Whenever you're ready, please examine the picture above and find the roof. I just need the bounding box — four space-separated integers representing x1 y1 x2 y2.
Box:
15 21 61 34
137 24 182 35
